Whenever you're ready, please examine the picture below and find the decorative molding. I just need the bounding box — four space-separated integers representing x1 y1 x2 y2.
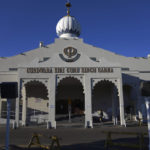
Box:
21 78 48 87
92 78 118 89
56 74 83 86
21 78 49 97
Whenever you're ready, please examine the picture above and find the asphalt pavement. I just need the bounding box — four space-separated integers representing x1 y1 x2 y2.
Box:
0 122 149 150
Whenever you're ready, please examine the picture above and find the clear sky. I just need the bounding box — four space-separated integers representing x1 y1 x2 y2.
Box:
0 0 150 57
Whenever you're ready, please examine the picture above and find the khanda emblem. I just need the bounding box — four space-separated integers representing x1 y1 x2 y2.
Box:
64 47 77 58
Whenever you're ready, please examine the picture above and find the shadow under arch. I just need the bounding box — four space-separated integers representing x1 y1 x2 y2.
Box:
92 80 119 123
141 81 150 96
56 76 85 126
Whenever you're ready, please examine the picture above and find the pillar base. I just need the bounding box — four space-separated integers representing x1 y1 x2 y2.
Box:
22 121 26 127
85 120 93 128
113 117 118 125
12 121 18 129
120 120 126 127
47 121 56 129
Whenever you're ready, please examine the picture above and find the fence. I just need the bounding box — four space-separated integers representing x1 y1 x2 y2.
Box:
103 131 148 150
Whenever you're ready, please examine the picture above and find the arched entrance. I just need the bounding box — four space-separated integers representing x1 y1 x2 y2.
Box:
23 80 48 125
56 77 84 126
92 80 119 124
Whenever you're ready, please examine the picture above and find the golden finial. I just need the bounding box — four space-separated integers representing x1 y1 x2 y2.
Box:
66 1 71 16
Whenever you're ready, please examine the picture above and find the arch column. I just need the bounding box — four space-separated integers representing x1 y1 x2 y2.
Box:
112 87 118 125
14 97 20 128
118 78 126 126
47 75 56 129
21 86 27 126
137 96 143 119
138 96 143 119
84 76 93 128
14 81 20 128
0 88 2 118
0 101 1 118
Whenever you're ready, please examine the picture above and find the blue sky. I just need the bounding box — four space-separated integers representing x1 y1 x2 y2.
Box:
0 0 150 57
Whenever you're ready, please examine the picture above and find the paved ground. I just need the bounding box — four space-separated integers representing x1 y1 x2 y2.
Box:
0 122 149 150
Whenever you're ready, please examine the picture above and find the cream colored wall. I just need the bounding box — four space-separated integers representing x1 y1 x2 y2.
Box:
27 97 48 113
140 73 150 81
0 73 18 82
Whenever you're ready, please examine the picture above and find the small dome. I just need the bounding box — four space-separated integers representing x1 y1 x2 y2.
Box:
56 15 81 38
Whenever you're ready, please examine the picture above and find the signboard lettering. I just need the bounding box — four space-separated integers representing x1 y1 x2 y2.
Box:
26 67 114 73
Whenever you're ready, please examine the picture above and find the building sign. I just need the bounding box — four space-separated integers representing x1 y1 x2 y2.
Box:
27 67 113 73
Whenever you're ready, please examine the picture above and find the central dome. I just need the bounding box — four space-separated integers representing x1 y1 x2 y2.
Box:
56 2 81 38
56 16 81 38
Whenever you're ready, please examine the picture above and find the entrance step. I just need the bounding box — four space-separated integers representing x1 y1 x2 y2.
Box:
57 122 84 128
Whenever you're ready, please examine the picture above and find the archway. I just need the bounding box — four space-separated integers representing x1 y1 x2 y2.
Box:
24 80 48 125
56 77 84 126
92 80 119 124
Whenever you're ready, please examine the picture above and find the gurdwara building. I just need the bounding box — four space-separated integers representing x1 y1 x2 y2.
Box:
0 3 150 128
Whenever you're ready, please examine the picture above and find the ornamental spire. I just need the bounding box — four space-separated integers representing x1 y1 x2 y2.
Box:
56 1 81 38
66 1 71 16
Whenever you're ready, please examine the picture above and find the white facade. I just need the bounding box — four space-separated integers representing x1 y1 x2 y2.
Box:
0 3 150 128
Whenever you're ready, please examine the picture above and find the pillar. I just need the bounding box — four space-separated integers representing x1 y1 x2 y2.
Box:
0 89 2 118
15 81 20 128
12 81 20 128
14 97 20 128
47 75 56 129
138 97 143 119
145 97 150 150
118 78 126 126
136 84 143 119
112 87 118 125
0 100 2 118
84 76 93 128
22 86 27 126
138 96 144 119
